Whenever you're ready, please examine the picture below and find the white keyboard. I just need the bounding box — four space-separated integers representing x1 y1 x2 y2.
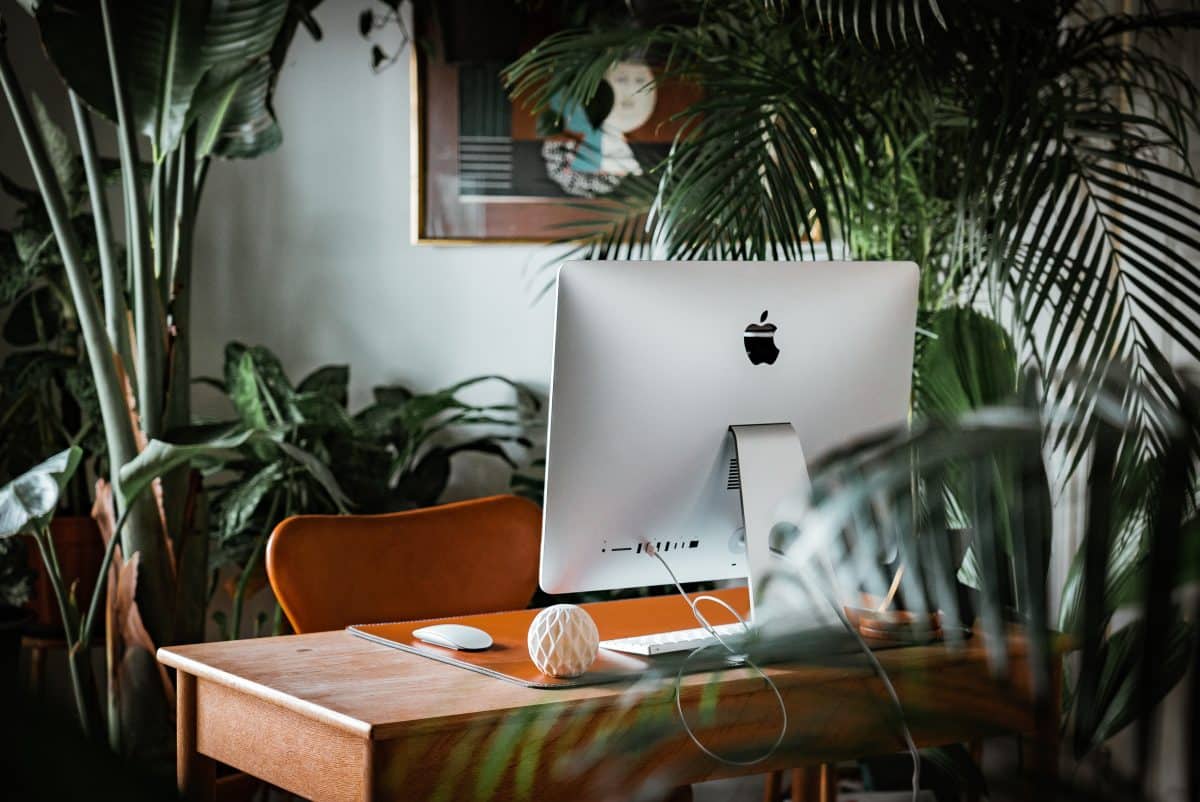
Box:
599 623 748 656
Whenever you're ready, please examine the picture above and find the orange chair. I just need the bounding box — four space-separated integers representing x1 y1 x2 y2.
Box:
266 495 542 633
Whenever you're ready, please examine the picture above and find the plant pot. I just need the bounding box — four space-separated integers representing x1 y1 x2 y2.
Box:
23 516 105 635
0 604 33 697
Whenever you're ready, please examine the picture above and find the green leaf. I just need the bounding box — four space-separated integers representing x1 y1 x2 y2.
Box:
30 93 82 204
0 230 29 306
32 0 290 155
445 438 518 470
277 441 351 512
3 286 65 346
226 349 270 430
202 57 283 159
0 447 83 537
0 536 34 606
1108 517 1200 611
224 342 296 428
1073 617 1195 754
922 744 988 798
914 307 1018 418
117 424 276 509
372 384 413 406
393 447 451 509
290 391 355 432
297 364 350 408
217 462 284 543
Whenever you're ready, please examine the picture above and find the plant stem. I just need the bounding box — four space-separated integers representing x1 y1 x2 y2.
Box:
94 0 177 658
152 154 176 313
69 90 131 370
100 0 164 440
79 504 130 651
165 125 196 432
161 128 197 549
33 528 99 739
230 536 265 641
34 530 77 651
231 493 282 640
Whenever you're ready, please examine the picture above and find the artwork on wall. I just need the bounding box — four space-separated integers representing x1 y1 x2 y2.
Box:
411 7 701 244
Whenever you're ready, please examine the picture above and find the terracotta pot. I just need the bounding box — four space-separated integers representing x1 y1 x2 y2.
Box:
23 516 105 635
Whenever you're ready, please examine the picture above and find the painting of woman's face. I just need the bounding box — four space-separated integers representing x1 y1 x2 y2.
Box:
419 1 702 240
603 62 657 133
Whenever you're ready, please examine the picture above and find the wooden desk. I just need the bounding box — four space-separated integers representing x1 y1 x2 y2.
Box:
158 623 1056 802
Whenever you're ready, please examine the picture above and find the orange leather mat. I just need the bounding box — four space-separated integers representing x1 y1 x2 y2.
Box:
349 587 750 689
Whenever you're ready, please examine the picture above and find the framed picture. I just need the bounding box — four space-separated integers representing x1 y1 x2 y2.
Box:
411 6 701 244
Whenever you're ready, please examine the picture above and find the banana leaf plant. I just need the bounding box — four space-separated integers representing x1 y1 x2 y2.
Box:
0 107 114 512
0 0 332 756
186 342 539 640
0 448 112 737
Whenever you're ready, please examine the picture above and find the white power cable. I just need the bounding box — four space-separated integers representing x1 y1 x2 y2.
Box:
644 541 788 767
790 554 922 802
645 537 921 802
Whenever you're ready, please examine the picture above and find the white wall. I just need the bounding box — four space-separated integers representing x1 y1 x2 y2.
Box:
191 0 558 412
189 0 562 497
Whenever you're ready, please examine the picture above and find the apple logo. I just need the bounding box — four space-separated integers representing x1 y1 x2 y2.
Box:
743 310 779 365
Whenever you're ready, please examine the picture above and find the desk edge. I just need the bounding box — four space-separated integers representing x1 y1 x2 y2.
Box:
157 647 374 739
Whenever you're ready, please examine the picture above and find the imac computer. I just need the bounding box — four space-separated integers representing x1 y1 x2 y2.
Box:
539 260 919 652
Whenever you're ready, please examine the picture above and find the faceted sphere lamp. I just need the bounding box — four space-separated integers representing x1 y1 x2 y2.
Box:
527 604 600 678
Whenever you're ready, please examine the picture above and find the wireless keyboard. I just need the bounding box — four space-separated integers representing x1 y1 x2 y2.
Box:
598 623 748 656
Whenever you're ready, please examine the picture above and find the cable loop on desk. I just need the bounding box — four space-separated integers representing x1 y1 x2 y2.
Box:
644 542 788 767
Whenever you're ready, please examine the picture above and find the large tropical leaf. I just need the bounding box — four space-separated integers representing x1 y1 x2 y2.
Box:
0 446 82 537
117 423 273 508
28 0 290 156
913 306 1018 418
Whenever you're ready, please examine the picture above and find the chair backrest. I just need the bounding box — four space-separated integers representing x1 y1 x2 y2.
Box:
266 495 542 633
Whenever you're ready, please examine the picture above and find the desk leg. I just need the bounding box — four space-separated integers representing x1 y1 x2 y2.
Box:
790 767 824 802
763 770 782 802
818 763 835 802
177 672 215 802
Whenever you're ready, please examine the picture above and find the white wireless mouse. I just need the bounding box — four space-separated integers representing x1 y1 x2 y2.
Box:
412 624 494 651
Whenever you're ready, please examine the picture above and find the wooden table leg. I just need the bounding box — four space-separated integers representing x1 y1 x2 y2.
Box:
791 767 824 802
763 770 782 802
818 763 835 802
177 671 215 802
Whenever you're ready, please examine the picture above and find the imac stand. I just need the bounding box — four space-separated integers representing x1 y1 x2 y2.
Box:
728 424 810 620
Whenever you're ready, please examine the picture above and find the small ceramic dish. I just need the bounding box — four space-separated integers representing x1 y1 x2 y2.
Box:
845 597 944 642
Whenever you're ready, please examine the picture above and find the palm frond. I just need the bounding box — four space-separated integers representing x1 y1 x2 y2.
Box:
506 0 1200 474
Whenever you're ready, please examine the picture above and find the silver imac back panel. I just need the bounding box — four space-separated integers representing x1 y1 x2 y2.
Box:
539 260 919 594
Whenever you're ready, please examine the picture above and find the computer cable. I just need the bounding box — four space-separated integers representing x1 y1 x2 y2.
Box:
775 548 922 802
643 541 788 767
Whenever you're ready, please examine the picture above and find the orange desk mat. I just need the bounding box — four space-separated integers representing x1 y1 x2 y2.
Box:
348 587 750 689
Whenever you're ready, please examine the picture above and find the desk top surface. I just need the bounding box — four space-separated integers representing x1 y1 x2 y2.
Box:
158 590 1022 742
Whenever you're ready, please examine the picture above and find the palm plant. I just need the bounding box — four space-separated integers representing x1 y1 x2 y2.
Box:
0 0 331 756
506 0 1200 469
501 0 1200 789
